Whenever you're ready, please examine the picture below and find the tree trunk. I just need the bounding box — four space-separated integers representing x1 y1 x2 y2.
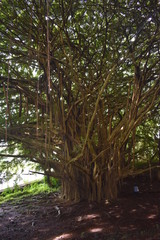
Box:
61 166 118 202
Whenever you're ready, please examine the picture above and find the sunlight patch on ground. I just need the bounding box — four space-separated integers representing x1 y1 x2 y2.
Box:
89 227 103 233
105 199 110 205
147 214 157 219
121 225 137 231
76 213 99 222
131 209 137 213
139 204 147 210
53 233 73 240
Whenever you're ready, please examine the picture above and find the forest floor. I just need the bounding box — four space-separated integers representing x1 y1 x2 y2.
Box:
0 176 160 240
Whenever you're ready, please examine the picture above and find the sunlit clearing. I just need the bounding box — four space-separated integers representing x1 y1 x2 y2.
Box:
76 214 99 221
53 233 73 240
89 227 103 233
148 214 157 219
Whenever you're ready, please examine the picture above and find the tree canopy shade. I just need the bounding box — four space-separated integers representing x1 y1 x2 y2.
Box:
0 0 160 202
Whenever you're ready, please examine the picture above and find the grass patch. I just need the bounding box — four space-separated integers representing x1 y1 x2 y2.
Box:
0 178 60 204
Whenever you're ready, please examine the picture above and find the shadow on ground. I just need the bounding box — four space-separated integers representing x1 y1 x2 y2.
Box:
0 177 160 240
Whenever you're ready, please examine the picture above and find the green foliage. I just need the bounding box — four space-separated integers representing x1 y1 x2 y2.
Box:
0 178 59 204
44 176 60 188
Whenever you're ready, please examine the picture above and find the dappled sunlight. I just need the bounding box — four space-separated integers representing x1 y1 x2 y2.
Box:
147 214 157 219
1 186 160 240
131 209 137 213
89 227 103 233
138 204 147 210
76 213 99 222
105 199 110 205
120 224 137 231
53 233 73 240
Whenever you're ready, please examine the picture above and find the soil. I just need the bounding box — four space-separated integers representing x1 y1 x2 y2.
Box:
0 176 160 240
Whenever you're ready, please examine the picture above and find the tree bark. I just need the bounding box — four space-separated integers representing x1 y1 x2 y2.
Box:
61 165 118 202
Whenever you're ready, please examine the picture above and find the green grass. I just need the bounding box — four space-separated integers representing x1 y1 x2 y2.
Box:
0 178 60 204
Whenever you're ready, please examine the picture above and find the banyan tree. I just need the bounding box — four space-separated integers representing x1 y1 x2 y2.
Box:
0 0 160 202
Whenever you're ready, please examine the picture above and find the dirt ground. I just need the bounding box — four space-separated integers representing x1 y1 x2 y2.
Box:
0 176 160 240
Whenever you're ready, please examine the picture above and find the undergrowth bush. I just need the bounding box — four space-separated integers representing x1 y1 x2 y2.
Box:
0 177 60 204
